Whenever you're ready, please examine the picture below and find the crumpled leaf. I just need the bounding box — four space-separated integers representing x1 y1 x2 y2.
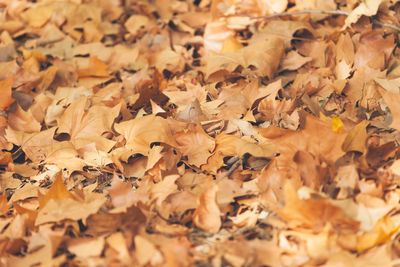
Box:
202 133 276 173
278 181 360 233
343 0 383 30
356 216 400 253
193 182 221 233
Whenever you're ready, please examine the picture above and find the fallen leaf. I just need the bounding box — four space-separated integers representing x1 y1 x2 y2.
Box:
114 115 177 156
78 56 110 78
38 171 74 210
175 124 215 167
343 0 383 29
0 75 14 111
193 182 221 233
342 120 369 153
278 181 360 233
356 216 400 253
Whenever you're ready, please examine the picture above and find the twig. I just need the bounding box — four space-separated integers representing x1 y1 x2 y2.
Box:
250 9 350 20
224 157 242 178
246 9 400 32
373 20 400 32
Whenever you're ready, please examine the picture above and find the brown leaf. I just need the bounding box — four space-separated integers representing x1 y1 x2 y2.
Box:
342 120 369 153
379 87 400 132
206 38 284 79
175 124 215 167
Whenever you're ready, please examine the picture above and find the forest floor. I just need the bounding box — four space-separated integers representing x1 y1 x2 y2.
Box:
1 0 400 266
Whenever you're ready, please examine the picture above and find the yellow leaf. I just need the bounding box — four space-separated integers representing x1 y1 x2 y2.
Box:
357 216 400 252
221 36 243 53
331 115 344 134
78 56 109 78
320 113 344 134
24 5 53 27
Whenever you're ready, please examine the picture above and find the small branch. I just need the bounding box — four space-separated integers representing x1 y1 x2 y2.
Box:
245 9 400 32
224 157 242 178
373 20 400 32
250 9 350 20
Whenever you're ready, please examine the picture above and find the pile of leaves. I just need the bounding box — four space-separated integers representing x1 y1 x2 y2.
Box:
2 0 400 265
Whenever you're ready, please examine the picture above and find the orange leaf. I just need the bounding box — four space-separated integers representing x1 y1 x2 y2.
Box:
277 181 360 232
38 171 74 210
0 194 8 216
78 56 109 78
0 151 12 165
356 216 400 252
14 203 38 229
221 36 243 53
0 116 7 127
0 75 14 111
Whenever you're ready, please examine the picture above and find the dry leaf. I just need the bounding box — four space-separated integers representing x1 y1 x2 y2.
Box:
342 120 368 153
193 182 221 233
114 115 176 156
278 181 360 233
0 75 14 111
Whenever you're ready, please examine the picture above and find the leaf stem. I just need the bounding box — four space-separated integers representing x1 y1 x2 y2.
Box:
250 9 350 20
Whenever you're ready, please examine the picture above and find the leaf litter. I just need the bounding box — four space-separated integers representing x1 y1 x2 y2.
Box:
1 0 400 266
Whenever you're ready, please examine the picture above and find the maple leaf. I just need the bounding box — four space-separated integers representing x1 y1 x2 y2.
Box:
114 114 177 156
57 96 120 141
175 124 215 167
205 38 285 79
342 120 369 153
23 5 54 27
38 171 75 210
